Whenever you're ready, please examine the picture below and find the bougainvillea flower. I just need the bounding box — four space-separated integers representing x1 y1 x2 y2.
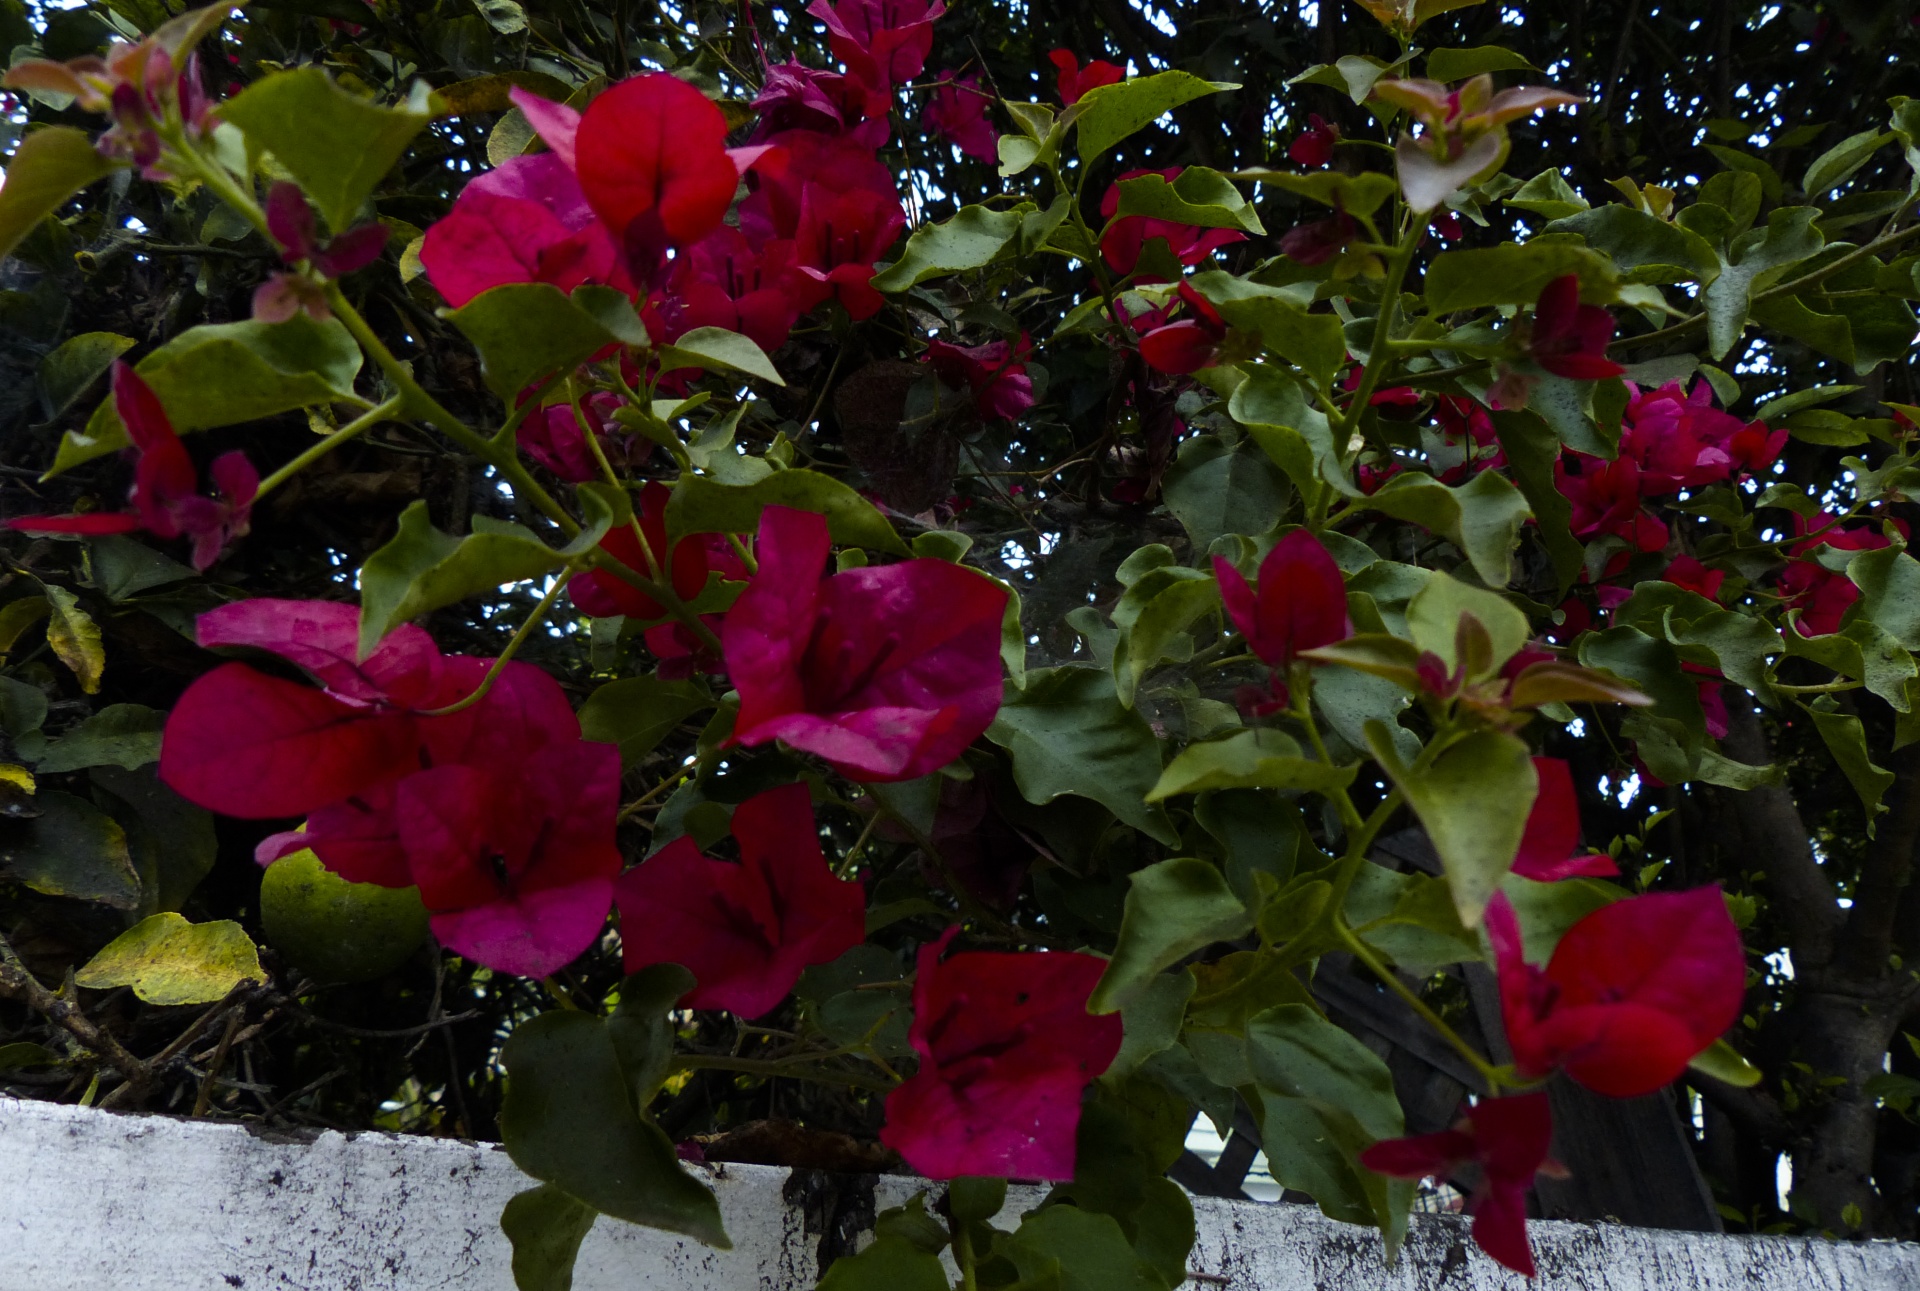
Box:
1775 515 1903 637
1663 554 1725 602
614 782 865 1016
1361 1093 1558 1277
420 154 628 308
791 183 907 319
666 227 807 354
398 738 621 978
1099 168 1248 280
723 506 1008 781
569 482 713 620
573 72 740 279
751 60 888 147
1431 209 1465 240
1049 48 1123 104
1277 208 1360 266
1212 529 1352 671
644 617 727 680
809 0 945 91
924 68 998 163
1487 887 1746 1097
1555 455 1668 552
739 131 898 245
1288 113 1340 166
1526 274 1624 380
880 928 1122 1180
9 363 256 572
1612 380 1784 494
922 334 1036 419
194 598 442 707
518 390 629 483
264 180 388 278
1511 757 1620 881
1139 282 1229 374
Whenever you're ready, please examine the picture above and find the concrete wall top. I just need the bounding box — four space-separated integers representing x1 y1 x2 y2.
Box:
1 1097 1915 1291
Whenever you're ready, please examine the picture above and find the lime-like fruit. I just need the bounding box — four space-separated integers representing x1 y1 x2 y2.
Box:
260 846 430 984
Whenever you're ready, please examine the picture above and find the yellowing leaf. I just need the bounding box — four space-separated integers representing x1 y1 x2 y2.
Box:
0 595 52 656
76 912 264 1005
42 585 104 694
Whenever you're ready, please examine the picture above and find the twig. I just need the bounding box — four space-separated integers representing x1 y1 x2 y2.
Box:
293 1006 482 1039
193 1010 245 1117
0 931 146 1088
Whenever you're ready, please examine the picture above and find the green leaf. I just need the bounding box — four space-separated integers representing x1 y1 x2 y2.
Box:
1849 544 1920 650
1579 626 1706 739
0 1042 61 1071
1424 45 1535 82
75 912 264 1005
1108 970 1196 1078
1114 575 1218 707
1113 167 1264 234
607 964 698 1111
1404 570 1532 672
32 703 165 773
1505 169 1589 220
219 68 437 232
38 331 134 419
43 585 104 694
1160 433 1290 555
85 535 198 600
667 470 908 555
1090 858 1252 1013
1230 366 1352 496
1148 728 1357 801
872 204 1025 291
358 502 592 657
1806 701 1896 829
987 666 1178 845
578 677 713 767
0 789 140 909
1074 71 1237 166
444 283 634 400
818 1234 950 1291
1188 271 1346 388
1235 169 1401 219
1245 1004 1411 1248
499 1010 729 1247
1802 129 1893 199
1689 1038 1763 1089
1359 470 1532 588
656 326 785 386
1492 409 1583 593
1369 727 1537 926
54 314 364 471
502 1185 597 1291
1545 205 1719 279
259 845 429 985
0 126 119 266
1424 241 1617 313
1701 206 1825 359
1008 1205 1169 1291
90 765 217 916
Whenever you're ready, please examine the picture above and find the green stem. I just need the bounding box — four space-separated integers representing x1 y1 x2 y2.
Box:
672 1053 895 1093
253 396 406 499
418 575 574 716
1336 918 1506 1091
955 1220 980 1291
1340 223 1425 458
1326 786 1404 914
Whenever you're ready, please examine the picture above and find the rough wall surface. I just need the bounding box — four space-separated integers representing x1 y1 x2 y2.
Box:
1 1097 1915 1290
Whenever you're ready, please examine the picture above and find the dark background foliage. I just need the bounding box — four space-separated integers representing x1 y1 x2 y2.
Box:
3 0 1918 1242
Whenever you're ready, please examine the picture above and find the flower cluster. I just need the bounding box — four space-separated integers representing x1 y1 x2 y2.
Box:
158 600 621 978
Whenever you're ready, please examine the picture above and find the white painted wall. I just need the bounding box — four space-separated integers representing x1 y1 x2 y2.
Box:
0 1097 1914 1290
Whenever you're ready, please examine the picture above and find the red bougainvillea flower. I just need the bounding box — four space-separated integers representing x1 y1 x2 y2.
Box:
924 68 997 163
1362 1092 1559 1278
1049 48 1123 104
665 227 807 354
723 506 1008 781
922 334 1036 419
9 363 256 572
1288 112 1340 166
517 391 612 483
1487 886 1746 1097
574 73 741 280
614 782 865 1017
1525 274 1625 380
569 482 713 620
1511 757 1620 882
1213 529 1352 672
252 182 389 321
810 0 945 92
1775 515 1903 637
880 928 1122 1180
791 183 907 319
739 130 897 245
1431 209 1465 240
1613 380 1782 494
1099 168 1248 280
751 60 888 147
1140 283 1229 375
1278 208 1360 266
420 152 629 308
1554 455 1669 552
645 618 727 680
399 738 621 978
1663 554 1725 601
